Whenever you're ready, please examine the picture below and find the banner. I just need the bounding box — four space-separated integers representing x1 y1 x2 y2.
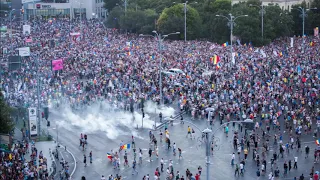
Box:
18 47 30 56
26 38 32 43
28 107 37 136
23 25 31 35
290 37 294 48
314 27 319 37
70 32 81 36
232 52 235 64
52 59 63 71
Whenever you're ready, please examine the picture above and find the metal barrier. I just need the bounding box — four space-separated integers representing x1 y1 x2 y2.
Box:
155 110 186 130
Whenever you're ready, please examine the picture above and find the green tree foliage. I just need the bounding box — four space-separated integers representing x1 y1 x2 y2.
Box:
104 0 320 46
0 92 14 134
157 4 201 40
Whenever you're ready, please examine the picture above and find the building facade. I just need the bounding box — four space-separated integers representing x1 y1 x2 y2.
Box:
20 0 107 20
232 0 312 11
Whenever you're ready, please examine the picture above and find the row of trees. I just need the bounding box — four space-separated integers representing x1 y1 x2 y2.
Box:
104 0 320 46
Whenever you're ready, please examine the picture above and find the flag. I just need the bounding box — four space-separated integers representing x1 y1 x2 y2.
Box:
121 143 131 150
213 55 220 65
209 56 213 63
222 42 228 47
316 139 320 145
310 41 315 46
216 62 221 69
52 59 63 71
107 153 113 160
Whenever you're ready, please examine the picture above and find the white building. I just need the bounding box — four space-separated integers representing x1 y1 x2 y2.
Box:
232 0 312 11
22 0 107 20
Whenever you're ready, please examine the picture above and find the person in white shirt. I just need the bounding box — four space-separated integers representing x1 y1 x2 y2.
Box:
101 175 106 180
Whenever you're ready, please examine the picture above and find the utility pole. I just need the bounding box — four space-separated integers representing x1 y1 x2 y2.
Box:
36 54 41 139
184 2 187 42
79 0 82 40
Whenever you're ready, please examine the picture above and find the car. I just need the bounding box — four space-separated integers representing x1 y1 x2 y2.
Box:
168 68 185 75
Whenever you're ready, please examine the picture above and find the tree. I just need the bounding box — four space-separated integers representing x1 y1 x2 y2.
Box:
106 6 123 29
157 4 201 40
103 0 120 12
0 92 14 134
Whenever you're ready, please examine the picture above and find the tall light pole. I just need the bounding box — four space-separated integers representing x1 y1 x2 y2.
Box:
80 0 82 41
184 1 187 42
249 4 265 42
36 54 41 139
173 1 197 41
9 9 16 52
139 31 180 107
294 7 317 52
216 14 248 65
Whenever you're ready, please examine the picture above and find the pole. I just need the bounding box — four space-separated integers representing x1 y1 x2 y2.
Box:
230 14 233 65
302 8 305 52
80 0 82 41
36 55 41 139
261 6 264 42
184 2 187 42
203 128 212 180
56 124 58 145
158 35 163 105
9 12 12 52
33 0 35 20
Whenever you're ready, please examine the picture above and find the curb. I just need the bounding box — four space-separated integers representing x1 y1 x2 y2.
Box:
65 146 77 177
54 141 77 179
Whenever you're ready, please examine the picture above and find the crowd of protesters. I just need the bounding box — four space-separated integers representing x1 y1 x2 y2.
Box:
1 16 320 180
0 140 50 180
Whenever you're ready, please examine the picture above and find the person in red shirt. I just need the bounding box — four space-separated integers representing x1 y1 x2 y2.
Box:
195 173 200 180
314 173 319 180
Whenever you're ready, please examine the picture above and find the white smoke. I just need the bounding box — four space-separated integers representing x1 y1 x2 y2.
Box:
52 100 175 140
144 101 175 117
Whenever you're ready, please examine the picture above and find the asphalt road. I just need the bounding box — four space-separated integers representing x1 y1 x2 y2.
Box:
45 107 320 180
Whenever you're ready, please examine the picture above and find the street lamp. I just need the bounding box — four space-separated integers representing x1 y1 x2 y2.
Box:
216 14 248 65
9 9 16 52
173 1 197 41
294 7 317 52
139 31 180 107
249 4 265 42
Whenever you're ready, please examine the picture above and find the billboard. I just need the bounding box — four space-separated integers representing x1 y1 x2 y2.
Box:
23 25 31 35
28 107 37 136
8 56 21 71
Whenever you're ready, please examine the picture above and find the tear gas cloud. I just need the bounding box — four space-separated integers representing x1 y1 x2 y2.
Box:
52 100 175 140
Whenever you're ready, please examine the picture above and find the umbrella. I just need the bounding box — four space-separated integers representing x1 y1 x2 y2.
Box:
315 171 319 174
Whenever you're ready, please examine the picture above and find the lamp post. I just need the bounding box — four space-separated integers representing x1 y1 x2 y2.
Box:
173 1 197 42
249 4 265 42
294 7 317 52
9 9 16 52
139 31 180 106
216 14 248 65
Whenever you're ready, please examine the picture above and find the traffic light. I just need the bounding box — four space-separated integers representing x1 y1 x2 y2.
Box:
44 107 49 120
142 112 145 118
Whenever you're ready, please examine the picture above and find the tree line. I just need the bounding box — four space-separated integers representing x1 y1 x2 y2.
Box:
104 0 320 46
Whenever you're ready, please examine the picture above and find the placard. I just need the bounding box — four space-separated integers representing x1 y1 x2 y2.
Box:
28 107 37 136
